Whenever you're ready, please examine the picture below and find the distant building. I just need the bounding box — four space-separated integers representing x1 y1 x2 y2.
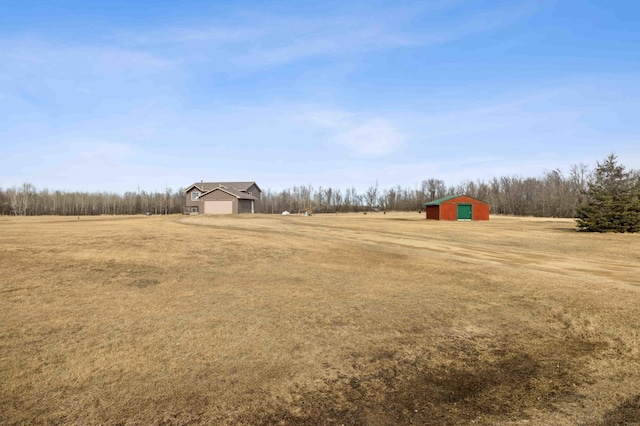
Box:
424 195 490 221
184 182 261 214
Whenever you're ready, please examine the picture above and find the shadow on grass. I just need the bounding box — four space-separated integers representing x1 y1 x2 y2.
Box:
592 394 640 426
246 337 603 425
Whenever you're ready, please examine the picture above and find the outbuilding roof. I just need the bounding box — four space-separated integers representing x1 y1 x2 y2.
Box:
424 194 487 206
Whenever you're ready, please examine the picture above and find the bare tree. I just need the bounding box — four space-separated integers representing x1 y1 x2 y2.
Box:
423 178 446 201
364 181 379 211
9 183 35 215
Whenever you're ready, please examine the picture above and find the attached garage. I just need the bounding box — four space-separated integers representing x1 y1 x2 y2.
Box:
204 200 233 214
424 195 490 221
199 188 239 214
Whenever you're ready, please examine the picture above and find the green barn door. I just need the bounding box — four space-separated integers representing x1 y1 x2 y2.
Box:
457 204 472 220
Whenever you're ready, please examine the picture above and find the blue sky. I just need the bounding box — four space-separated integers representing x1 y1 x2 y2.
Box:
1 0 639 193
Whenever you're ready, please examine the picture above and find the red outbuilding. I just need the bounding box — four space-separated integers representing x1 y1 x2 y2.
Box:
424 195 490 221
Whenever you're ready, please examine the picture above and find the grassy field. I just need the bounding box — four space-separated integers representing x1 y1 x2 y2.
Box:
1 212 640 425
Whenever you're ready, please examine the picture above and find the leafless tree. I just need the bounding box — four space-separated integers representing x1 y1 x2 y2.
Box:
422 178 446 202
364 181 379 211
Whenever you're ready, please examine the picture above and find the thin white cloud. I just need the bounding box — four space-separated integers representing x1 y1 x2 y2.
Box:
0 37 179 118
0 38 168 75
298 109 353 128
251 1 541 67
0 38 170 102
102 1 542 70
413 0 541 46
32 141 137 188
340 119 404 156
120 26 264 46
236 26 417 67
75 142 134 165
297 110 404 156
0 140 142 192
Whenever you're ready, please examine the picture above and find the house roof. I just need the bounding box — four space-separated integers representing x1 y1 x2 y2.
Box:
185 181 261 194
200 186 258 200
424 194 488 206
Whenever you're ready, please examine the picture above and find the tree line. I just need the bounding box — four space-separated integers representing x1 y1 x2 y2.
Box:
262 162 600 217
1 157 637 219
0 184 185 216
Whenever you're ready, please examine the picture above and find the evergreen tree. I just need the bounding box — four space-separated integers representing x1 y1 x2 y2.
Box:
575 154 640 232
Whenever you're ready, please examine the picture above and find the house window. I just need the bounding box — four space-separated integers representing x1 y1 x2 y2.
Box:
191 191 201 201
191 206 198 213
247 191 252 196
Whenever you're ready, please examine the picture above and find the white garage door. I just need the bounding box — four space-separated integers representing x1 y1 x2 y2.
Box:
204 200 233 214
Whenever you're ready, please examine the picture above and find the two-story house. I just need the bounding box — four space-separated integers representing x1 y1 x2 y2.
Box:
184 181 261 214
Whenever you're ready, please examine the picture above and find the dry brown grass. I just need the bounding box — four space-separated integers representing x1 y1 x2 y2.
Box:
1 212 639 425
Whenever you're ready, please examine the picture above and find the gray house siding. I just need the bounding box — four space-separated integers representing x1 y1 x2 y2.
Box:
243 183 262 213
185 187 204 213
237 199 255 214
